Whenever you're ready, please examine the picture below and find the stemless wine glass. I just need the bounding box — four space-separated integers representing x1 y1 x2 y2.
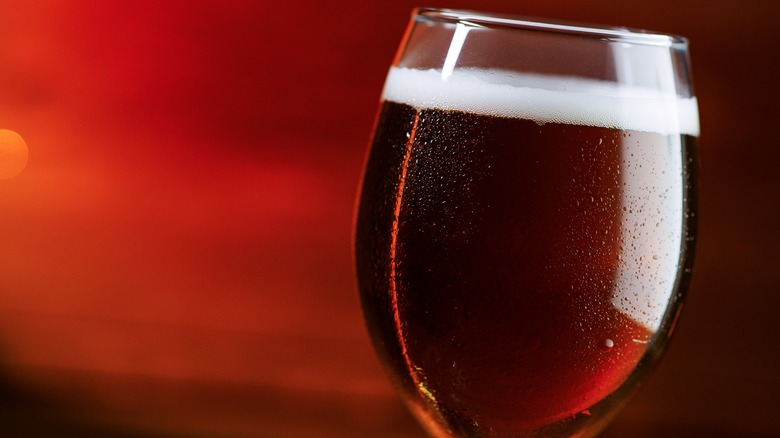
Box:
355 8 698 438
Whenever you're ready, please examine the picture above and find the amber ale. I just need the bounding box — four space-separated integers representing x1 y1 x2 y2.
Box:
355 68 698 436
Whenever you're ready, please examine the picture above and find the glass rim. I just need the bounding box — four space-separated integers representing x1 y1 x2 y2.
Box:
415 8 688 47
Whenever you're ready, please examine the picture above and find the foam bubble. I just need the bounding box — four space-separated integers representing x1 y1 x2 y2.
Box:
382 67 699 136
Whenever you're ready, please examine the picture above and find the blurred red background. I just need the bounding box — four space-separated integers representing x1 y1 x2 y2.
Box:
0 0 778 436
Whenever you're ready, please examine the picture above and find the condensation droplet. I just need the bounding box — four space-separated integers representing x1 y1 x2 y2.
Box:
600 339 614 351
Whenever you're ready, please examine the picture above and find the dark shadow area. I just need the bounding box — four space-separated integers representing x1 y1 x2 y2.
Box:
0 361 423 438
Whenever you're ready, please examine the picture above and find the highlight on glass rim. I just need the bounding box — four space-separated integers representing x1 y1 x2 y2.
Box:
355 8 698 437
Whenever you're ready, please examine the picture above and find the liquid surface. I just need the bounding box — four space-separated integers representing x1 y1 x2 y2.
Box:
383 67 699 136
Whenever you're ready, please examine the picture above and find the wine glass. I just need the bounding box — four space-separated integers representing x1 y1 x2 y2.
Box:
354 8 698 438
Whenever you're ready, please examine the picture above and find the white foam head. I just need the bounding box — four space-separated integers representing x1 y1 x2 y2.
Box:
382 67 700 136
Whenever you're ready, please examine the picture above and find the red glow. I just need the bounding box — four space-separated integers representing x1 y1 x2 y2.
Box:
0 2 395 434
0 1 776 437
